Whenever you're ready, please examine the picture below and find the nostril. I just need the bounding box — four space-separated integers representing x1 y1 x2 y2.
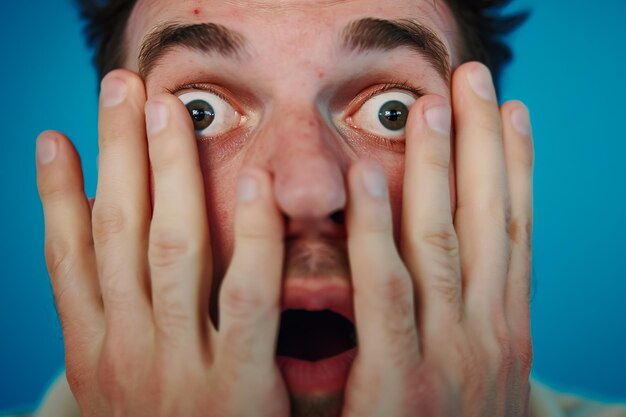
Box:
329 210 345 225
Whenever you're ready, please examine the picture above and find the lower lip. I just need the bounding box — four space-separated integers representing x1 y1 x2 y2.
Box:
276 348 357 395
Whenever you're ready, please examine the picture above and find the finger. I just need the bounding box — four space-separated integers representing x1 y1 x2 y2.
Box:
452 62 511 320
146 93 211 346
92 70 152 328
36 130 104 348
401 95 462 331
216 168 284 371
347 160 420 379
500 101 534 332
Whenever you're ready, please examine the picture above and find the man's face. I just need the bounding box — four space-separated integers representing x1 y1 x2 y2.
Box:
124 0 459 411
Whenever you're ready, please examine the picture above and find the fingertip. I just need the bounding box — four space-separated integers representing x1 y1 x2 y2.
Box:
348 159 388 201
101 69 145 92
237 171 261 202
502 100 532 138
36 130 59 166
35 130 81 176
237 167 272 203
234 167 283 239
347 160 393 236
145 99 169 135
36 130 86 204
407 94 450 138
453 61 497 103
100 69 145 109
145 93 195 136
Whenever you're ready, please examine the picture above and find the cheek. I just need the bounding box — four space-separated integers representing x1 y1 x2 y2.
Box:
449 138 457 216
381 155 405 243
198 147 238 280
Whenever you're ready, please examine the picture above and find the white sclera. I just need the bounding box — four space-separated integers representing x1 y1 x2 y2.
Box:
178 90 241 137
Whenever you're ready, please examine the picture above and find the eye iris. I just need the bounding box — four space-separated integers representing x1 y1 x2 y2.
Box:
186 99 215 131
378 100 408 131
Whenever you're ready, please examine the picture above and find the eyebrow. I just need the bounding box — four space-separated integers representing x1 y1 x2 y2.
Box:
341 18 451 81
138 17 451 81
138 23 247 77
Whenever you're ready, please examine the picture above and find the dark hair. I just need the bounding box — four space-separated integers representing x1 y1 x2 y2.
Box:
445 0 528 87
77 0 527 88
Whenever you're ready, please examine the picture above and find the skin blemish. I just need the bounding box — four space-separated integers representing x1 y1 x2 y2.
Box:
193 8 200 16
317 70 325 79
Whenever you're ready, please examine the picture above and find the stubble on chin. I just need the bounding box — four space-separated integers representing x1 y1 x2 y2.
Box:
290 392 344 417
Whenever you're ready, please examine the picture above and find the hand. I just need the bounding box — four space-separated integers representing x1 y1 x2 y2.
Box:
341 62 534 416
36 69 290 417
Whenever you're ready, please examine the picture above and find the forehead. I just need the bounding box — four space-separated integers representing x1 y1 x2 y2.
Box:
125 0 460 69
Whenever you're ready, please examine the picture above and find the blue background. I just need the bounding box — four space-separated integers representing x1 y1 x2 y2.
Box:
1 0 625 413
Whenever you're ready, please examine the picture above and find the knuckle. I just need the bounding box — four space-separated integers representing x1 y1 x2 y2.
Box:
99 121 129 147
220 281 269 321
420 224 459 256
486 323 515 378
38 176 74 203
429 271 461 307
149 228 191 269
477 118 503 138
44 238 74 278
497 337 515 376
455 338 480 380
101 282 135 311
92 205 125 245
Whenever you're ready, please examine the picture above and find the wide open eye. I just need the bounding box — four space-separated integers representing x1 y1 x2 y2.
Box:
178 90 242 137
349 90 416 139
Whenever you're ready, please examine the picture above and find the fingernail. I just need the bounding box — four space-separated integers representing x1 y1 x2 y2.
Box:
238 173 259 202
145 101 169 135
362 162 387 199
100 76 128 107
511 106 531 136
424 104 451 135
36 132 57 165
467 64 496 101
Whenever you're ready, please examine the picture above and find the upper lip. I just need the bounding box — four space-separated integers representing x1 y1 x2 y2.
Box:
281 278 354 324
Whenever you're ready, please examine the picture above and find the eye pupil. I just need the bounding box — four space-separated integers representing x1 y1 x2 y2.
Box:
186 99 215 131
378 100 408 131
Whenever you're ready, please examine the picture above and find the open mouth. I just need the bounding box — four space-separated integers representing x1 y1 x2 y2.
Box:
277 309 357 361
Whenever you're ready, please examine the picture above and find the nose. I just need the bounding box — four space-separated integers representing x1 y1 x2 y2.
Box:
251 110 347 222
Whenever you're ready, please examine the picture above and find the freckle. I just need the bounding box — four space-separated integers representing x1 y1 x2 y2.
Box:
317 70 325 79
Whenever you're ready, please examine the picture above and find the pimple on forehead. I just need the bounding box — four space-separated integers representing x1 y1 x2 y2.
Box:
193 7 200 16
